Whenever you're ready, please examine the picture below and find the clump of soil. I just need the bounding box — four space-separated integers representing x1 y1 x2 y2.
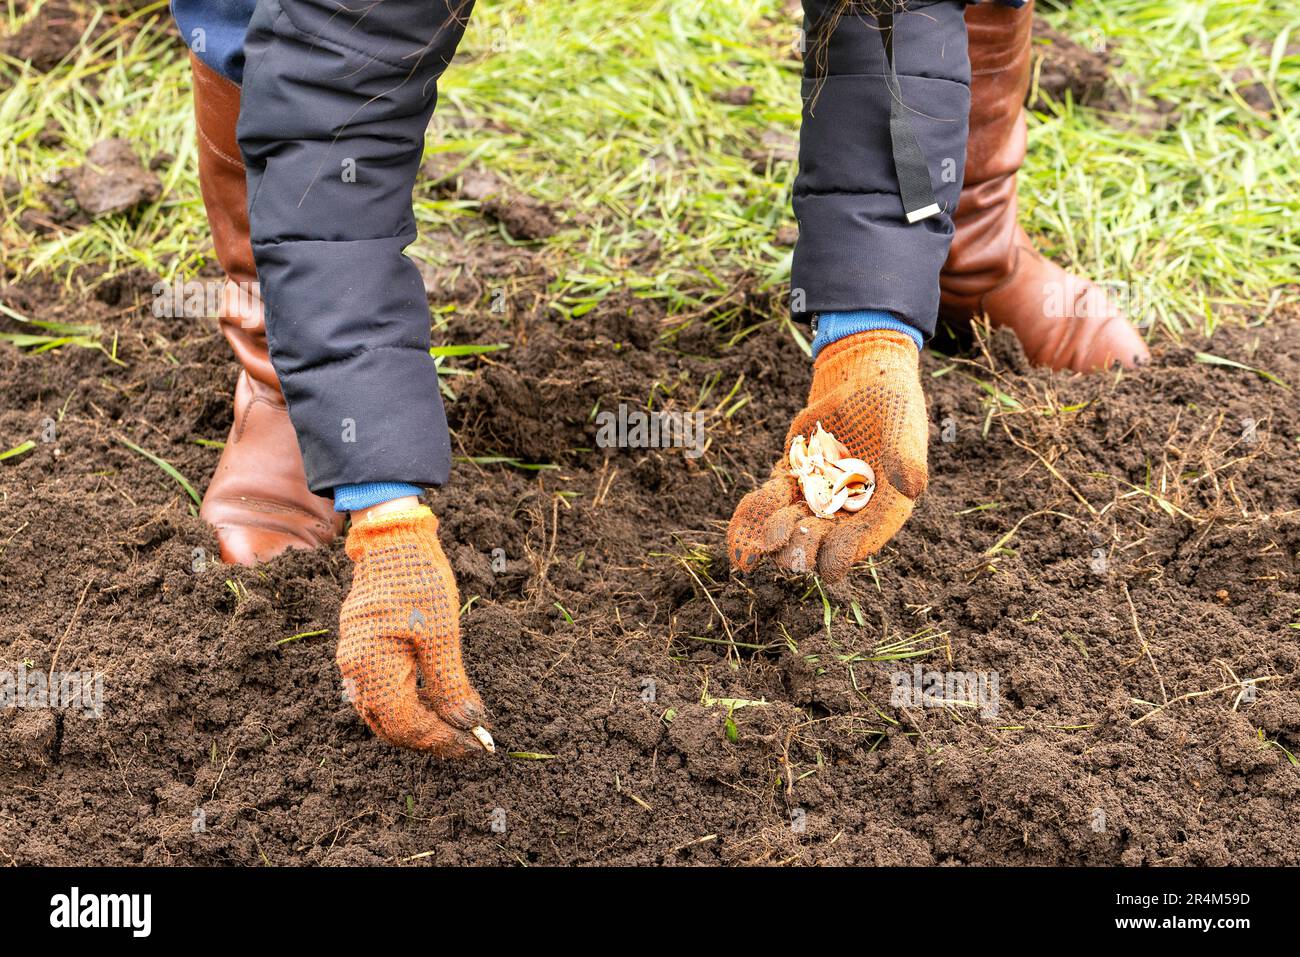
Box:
712 85 755 106
1030 20 1121 112
61 139 163 217
1 262 1298 865
421 155 560 241
1028 19 1184 135
13 138 164 237
1230 66 1276 116
0 2 84 72
744 126 799 173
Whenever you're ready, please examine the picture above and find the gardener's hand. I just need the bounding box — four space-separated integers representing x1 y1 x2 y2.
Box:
338 505 489 755
727 330 928 581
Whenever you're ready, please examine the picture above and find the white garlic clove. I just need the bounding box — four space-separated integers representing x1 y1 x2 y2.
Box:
818 485 851 518
841 485 875 512
789 424 872 520
800 473 835 516
809 422 844 462
830 458 875 493
788 435 810 474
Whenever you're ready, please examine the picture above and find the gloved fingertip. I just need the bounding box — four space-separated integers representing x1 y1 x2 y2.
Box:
447 731 485 757
816 529 861 582
882 451 928 501
423 737 481 760
412 719 485 758
727 523 771 573
761 504 808 551
775 541 814 574
815 561 851 584
436 696 489 732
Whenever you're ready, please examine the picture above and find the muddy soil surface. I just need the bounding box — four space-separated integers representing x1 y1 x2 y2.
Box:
1 262 1298 865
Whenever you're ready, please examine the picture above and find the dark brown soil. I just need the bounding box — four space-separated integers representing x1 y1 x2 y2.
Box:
1 255 1298 865
1029 18 1184 134
422 156 561 241
0 3 85 74
1030 19 1119 112
61 139 163 217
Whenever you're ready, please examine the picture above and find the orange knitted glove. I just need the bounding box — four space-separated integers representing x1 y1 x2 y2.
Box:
727 330 928 581
337 506 489 755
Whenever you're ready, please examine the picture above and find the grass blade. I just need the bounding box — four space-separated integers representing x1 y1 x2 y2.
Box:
1194 352 1289 388
0 440 37 462
429 343 510 358
118 437 201 505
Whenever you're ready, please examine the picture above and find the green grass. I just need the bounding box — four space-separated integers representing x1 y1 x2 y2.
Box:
117 435 201 504
0 439 36 461
1 1 201 279
1023 1 1300 335
1 0 1297 339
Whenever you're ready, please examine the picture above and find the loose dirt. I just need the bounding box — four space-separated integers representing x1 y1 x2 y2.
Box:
1 259 1297 865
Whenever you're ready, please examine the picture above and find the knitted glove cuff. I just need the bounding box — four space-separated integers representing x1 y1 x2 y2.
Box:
344 505 440 561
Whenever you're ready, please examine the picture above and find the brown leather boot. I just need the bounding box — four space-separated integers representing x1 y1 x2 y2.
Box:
940 0 1149 373
190 54 343 565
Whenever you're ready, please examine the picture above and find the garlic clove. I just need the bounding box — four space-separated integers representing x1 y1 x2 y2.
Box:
830 458 875 492
818 461 845 485
841 485 875 512
789 424 874 519
800 473 835 516
817 485 851 518
809 422 844 462
789 435 810 474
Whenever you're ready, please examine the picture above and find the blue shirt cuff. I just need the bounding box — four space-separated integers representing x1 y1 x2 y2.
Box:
333 482 423 513
811 311 924 359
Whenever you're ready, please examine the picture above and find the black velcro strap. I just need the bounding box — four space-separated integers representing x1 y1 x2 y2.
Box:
879 10 940 223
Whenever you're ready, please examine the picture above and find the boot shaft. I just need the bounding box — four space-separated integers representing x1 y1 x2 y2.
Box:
190 53 278 390
940 0 1035 318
